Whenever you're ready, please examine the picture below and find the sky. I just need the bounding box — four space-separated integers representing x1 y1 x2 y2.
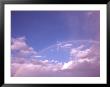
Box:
11 11 100 77
11 11 100 51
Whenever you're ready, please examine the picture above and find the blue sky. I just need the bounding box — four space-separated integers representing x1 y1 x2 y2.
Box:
11 11 100 77
11 11 100 52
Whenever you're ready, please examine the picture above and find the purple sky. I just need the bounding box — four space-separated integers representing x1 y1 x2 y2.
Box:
11 11 100 77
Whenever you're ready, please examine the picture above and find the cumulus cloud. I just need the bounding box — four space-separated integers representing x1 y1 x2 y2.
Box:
11 37 27 50
11 37 100 77
11 37 37 58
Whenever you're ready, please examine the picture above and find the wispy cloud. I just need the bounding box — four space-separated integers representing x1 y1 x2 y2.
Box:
60 43 72 48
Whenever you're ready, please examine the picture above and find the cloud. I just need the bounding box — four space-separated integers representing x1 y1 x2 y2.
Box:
34 55 42 58
70 45 84 56
75 48 91 59
11 56 99 77
60 43 72 48
70 44 99 60
61 61 73 70
11 38 100 77
11 37 37 58
11 37 26 50
11 58 63 76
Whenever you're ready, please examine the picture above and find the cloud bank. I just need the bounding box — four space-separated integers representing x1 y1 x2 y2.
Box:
11 37 100 77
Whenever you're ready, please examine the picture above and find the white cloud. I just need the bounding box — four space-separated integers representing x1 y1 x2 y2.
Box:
70 44 99 60
11 37 37 58
70 45 85 57
11 37 27 50
61 61 73 70
11 38 100 77
76 48 91 58
11 58 63 76
34 55 42 58
78 58 91 63
77 45 84 50
60 43 72 48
